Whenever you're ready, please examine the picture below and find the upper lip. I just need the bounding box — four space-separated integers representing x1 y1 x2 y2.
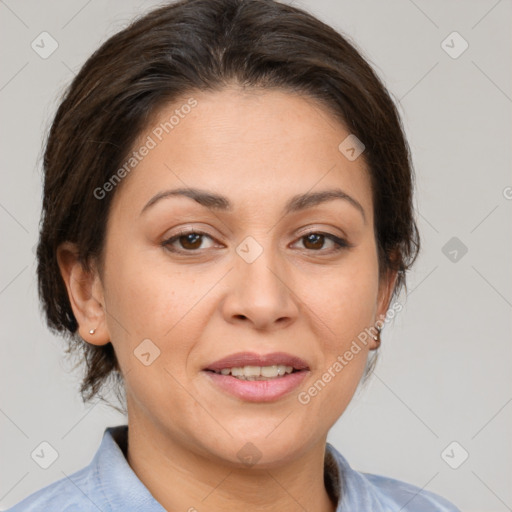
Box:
203 352 310 372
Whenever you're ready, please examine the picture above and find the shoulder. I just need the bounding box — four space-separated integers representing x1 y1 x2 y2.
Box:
4 464 107 512
325 442 461 511
362 472 462 512
4 424 162 512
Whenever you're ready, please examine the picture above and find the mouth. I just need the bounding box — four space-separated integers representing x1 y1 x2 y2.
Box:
205 364 302 381
202 352 310 402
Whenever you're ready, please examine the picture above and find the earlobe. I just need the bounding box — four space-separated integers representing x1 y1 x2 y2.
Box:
56 242 110 346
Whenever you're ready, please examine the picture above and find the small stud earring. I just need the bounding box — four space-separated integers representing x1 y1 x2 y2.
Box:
372 326 381 346
89 328 96 335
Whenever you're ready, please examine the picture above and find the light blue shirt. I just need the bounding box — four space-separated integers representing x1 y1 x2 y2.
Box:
6 424 461 511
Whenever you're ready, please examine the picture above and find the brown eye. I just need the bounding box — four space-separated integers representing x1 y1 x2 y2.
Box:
178 233 203 250
161 230 350 255
162 231 216 253
295 232 350 253
302 233 325 250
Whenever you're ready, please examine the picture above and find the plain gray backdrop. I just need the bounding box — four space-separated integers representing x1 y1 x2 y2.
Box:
1 1 511 510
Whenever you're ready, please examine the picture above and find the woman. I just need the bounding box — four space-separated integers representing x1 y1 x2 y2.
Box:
8 0 461 510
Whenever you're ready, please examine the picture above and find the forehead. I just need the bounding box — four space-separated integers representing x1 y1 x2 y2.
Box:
110 87 373 221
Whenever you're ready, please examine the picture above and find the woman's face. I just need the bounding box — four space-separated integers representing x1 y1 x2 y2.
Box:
84 87 395 466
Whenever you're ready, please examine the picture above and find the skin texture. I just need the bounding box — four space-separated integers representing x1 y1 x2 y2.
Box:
57 86 397 512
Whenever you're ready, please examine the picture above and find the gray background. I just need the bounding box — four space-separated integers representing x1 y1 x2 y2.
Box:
1 1 511 510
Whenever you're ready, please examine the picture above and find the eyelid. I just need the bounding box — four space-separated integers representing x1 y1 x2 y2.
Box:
295 224 349 241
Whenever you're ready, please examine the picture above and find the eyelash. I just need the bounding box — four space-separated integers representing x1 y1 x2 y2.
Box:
161 229 352 255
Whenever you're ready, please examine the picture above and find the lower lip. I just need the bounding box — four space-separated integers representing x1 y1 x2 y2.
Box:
202 370 309 402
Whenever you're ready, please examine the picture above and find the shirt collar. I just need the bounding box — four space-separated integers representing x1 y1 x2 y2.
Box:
325 441 387 510
91 425 166 511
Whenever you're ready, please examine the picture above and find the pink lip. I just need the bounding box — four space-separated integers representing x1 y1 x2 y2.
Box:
203 351 310 372
202 351 310 402
203 370 309 402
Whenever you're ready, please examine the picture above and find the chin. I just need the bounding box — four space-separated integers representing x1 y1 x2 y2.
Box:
209 428 314 470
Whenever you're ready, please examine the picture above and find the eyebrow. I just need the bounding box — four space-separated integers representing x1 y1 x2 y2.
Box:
140 187 366 222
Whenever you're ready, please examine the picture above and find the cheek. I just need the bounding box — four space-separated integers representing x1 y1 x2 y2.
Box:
104 240 183 325
305 248 380 345
101 243 223 378
295 267 378 431
100 245 187 360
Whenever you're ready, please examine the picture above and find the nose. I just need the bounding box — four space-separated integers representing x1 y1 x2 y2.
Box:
221 240 299 331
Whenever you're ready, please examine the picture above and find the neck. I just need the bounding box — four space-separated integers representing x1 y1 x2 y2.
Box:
125 419 337 512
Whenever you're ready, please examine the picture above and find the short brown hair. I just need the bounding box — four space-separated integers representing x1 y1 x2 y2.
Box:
36 0 420 411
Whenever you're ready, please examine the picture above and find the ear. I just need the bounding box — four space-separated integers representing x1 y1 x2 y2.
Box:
374 266 399 336
56 241 110 346
377 267 398 311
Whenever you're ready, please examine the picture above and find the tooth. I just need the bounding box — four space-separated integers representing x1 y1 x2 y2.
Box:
215 364 297 379
261 365 278 377
244 366 261 377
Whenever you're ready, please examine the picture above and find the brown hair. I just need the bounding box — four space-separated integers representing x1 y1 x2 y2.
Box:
36 0 420 411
